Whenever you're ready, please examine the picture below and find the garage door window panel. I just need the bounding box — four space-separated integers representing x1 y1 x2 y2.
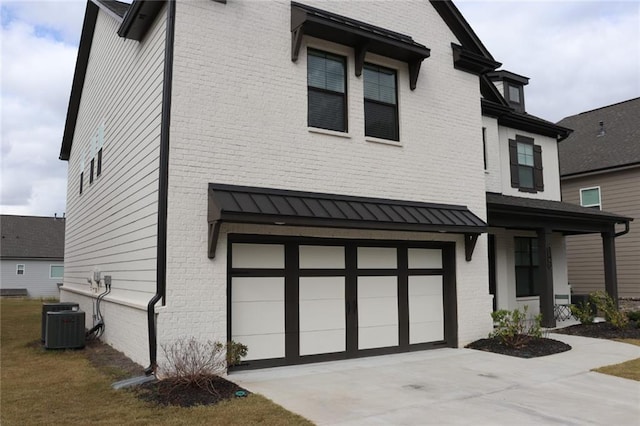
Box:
299 277 346 356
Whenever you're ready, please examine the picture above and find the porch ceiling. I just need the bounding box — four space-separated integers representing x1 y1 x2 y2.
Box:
486 192 632 235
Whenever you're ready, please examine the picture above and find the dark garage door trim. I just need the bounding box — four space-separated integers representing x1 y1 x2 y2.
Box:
228 234 458 370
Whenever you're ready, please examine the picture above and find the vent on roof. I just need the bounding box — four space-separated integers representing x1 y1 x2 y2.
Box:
598 121 606 137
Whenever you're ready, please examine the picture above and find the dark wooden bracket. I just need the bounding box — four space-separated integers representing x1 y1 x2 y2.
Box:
464 233 479 261
291 27 304 62
408 60 422 91
208 221 222 259
355 42 369 77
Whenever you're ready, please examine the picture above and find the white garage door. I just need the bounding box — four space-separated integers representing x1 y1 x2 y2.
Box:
229 239 453 368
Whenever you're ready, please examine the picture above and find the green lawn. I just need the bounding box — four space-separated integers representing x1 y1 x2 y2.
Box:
0 299 313 425
592 339 640 382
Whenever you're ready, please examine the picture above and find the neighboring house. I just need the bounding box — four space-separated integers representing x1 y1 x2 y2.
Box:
558 98 640 299
58 0 630 371
0 215 66 298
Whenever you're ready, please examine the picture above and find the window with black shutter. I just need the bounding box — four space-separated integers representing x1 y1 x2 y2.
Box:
364 64 398 141
307 49 347 132
509 135 543 193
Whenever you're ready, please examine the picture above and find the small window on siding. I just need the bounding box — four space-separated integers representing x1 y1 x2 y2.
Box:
80 172 84 195
97 148 103 177
90 158 95 184
50 265 64 279
16 264 25 275
482 127 487 170
580 187 601 209
364 63 399 141
307 49 347 132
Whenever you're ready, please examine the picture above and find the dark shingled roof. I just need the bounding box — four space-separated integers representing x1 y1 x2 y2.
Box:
0 215 65 259
209 184 487 233
557 97 640 176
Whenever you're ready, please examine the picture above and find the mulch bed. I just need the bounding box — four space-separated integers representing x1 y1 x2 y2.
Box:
553 321 640 340
466 336 571 358
81 339 249 407
137 375 250 407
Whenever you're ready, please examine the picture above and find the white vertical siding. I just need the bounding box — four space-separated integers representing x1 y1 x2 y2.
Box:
61 7 167 365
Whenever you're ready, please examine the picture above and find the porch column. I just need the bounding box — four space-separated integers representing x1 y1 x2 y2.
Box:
537 228 555 328
601 230 619 308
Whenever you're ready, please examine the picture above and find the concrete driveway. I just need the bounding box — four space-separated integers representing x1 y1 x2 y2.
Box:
231 334 640 425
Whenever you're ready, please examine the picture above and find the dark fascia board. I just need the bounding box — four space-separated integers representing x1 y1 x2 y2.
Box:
451 43 500 75
117 0 164 41
486 70 530 86
481 99 573 140
429 0 495 60
480 75 509 108
291 2 430 89
59 1 100 161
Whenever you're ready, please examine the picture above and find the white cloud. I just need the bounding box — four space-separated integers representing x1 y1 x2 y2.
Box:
457 0 640 121
1 2 80 216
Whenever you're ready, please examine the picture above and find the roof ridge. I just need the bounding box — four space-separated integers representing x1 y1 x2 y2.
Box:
561 97 640 121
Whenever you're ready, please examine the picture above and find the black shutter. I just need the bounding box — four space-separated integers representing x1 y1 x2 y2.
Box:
533 144 544 191
508 139 519 188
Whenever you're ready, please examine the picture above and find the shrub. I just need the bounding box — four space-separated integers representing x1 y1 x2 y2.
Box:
626 310 640 322
590 290 628 329
160 338 226 391
490 306 542 348
226 340 248 367
570 300 595 325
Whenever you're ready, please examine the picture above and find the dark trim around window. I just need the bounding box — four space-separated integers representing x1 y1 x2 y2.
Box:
97 148 103 177
90 158 95 184
307 49 348 133
80 172 83 195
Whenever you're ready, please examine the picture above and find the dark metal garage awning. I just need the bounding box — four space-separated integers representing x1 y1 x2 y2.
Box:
208 183 487 260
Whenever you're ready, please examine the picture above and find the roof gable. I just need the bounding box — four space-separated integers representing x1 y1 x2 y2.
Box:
557 97 640 176
0 215 66 259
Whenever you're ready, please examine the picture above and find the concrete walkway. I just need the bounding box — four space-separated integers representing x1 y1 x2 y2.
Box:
231 334 640 425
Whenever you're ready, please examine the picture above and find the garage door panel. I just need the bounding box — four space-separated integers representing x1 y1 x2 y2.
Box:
359 325 399 349
299 245 345 269
358 298 398 326
408 276 443 296
357 276 397 298
232 243 284 268
232 277 285 302
231 300 285 335
234 334 285 361
408 248 442 269
357 247 397 269
409 321 444 344
299 276 344 300
300 329 346 356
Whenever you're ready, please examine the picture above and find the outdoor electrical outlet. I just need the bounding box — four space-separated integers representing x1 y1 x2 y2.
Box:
104 275 112 286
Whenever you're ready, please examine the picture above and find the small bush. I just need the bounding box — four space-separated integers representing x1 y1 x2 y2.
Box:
626 310 640 322
160 338 225 389
590 290 628 329
490 306 542 348
226 340 248 367
570 300 595 324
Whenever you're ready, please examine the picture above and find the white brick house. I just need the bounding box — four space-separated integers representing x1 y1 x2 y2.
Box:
59 0 630 371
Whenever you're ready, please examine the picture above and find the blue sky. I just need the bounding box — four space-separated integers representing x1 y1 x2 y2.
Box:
1 0 638 216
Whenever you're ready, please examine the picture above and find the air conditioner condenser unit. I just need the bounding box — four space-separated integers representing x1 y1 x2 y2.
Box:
45 310 86 350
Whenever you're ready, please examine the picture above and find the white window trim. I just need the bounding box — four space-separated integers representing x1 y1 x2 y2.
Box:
49 264 64 279
16 264 25 275
580 186 602 209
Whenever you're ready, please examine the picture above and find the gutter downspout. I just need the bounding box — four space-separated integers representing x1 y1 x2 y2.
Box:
145 0 175 376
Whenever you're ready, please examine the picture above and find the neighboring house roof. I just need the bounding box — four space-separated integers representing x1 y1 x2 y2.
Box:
0 215 65 259
557 97 640 177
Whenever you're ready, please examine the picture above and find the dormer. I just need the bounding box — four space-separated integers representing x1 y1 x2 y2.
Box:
487 70 529 113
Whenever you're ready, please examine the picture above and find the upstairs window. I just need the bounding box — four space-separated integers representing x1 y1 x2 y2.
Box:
364 64 398 141
509 135 543 193
506 82 525 112
307 49 347 132
16 264 25 275
580 187 601 209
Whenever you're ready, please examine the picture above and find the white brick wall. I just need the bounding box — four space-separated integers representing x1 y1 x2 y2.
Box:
157 0 493 353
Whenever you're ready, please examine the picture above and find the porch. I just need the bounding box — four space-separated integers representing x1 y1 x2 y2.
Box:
486 192 631 327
